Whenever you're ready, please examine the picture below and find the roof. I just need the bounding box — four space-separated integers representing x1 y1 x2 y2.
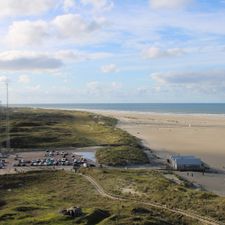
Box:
170 155 202 166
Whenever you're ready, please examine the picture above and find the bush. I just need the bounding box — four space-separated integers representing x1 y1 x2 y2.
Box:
96 146 149 166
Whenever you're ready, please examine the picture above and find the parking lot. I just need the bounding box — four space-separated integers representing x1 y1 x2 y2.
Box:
0 148 97 175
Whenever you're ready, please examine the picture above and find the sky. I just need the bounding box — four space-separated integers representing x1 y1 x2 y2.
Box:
0 0 225 104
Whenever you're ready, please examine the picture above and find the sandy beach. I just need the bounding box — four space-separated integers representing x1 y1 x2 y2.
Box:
90 110 225 196
92 110 225 170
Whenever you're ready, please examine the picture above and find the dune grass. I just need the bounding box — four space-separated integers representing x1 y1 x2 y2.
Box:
0 108 135 148
96 146 149 166
82 168 225 224
0 170 200 225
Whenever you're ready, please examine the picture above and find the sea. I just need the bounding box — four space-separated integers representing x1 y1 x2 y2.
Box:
13 103 225 115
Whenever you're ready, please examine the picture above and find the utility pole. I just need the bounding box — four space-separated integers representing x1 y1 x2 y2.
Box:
0 101 2 152
0 79 10 152
6 82 10 152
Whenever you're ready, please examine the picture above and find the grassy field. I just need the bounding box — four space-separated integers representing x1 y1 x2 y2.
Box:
0 108 148 166
0 170 205 225
82 168 225 224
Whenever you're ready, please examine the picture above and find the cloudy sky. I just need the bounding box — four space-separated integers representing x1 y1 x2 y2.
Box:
0 0 225 104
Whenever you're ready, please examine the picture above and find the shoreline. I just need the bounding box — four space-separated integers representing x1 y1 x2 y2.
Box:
17 106 225 117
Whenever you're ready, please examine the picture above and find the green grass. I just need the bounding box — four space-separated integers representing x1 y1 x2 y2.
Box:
82 168 225 223
0 108 134 148
0 170 200 225
0 108 148 166
96 146 149 166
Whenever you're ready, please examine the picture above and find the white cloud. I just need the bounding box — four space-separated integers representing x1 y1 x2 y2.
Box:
5 13 108 47
81 0 114 11
0 51 63 71
86 80 122 95
6 20 50 47
101 64 119 73
143 47 185 59
63 0 76 11
52 14 105 43
149 0 192 10
0 50 112 72
18 75 31 84
0 0 56 17
86 81 101 94
111 81 122 90
152 70 225 85
137 87 148 94
56 50 112 61
0 76 9 83
151 70 225 95
28 85 41 92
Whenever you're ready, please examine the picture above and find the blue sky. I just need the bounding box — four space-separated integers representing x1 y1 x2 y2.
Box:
0 0 225 104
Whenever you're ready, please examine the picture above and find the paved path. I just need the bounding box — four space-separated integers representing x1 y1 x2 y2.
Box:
81 174 224 225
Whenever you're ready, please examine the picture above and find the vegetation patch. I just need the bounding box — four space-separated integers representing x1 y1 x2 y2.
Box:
77 208 110 225
14 206 41 212
82 168 225 223
96 146 149 166
0 170 196 225
131 207 151 215
0 213 16 221
0 199 6 208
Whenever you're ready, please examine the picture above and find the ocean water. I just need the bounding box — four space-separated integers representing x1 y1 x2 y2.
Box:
13 103 225 115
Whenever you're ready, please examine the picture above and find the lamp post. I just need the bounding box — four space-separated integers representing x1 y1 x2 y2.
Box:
0 80 10 152
0 100 2 152
6 82 10 152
